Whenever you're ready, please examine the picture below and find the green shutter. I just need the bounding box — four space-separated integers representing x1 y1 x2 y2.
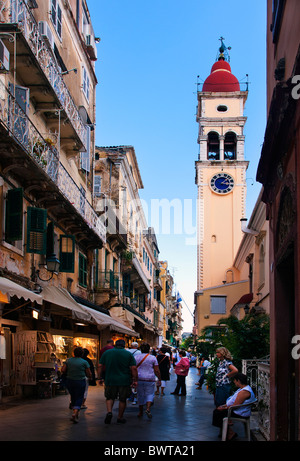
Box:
26 207 47 254
5 188 23 242
46 222 54 258
79 253 87 287
59 235 75 273
123 273 130 297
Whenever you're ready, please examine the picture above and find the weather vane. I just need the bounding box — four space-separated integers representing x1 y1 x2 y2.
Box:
217 36 231 62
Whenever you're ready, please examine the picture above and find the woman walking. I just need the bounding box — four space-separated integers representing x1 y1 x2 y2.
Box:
214 347 238 408
61 347 92 423
155 347 170 395
136 343 161 419
171 350 190 396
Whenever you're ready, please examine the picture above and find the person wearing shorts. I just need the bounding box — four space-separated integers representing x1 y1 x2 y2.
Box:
98 339 138 424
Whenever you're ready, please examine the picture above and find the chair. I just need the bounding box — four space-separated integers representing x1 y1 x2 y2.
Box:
221 399 257 441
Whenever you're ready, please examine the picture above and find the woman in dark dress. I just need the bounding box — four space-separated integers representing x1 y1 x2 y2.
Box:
155 347 170 395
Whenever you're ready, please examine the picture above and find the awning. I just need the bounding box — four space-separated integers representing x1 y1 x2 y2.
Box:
235 293 253 305
42 286 93 322
0 276 43 305
78 304 139 337
123 307 155 332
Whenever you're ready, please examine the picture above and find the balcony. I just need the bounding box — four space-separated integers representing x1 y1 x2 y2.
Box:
95 271 120 294
0 0 87 151
0 80 106 246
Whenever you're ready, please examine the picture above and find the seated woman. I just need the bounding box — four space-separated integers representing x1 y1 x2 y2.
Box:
212 372 255 440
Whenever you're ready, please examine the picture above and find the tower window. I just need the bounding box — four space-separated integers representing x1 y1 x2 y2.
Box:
207 131 220 160
217 105 228 112
224 132 236 160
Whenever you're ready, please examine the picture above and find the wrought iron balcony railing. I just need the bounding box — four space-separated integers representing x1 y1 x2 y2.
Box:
95 271 120 292
0 0 87 149
0 79 106 243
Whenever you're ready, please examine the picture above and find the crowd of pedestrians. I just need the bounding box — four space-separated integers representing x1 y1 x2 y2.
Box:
61 342 256 440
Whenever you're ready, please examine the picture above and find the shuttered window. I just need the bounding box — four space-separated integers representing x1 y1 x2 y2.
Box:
26 207 47 254
79 252 87 287
123 273 130 297
210 296 226 314
59 235 75 273
5 188 23 242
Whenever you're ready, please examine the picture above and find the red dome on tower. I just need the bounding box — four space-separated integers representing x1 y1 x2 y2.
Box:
202 58 240 92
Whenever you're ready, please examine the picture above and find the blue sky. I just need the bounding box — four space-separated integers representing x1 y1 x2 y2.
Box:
88 0 267 332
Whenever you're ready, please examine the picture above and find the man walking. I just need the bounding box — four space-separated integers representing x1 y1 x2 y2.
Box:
127 342 141 404
98 339 114 385
98 339 138 424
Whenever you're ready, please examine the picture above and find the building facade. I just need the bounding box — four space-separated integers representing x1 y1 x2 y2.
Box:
256 0 300 441
0 1 176 401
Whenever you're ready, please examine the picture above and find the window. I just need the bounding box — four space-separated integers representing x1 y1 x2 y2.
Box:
80 125 91 172
51 0 62 39
207 131 220 160
26 206 47 255
271 0 285 43
79 252 87 287
94 175 101 196
210 295 226 314
59 235 75 273
82 67 90 101
5 188 23 245
217 105 228 112
224 132 236 160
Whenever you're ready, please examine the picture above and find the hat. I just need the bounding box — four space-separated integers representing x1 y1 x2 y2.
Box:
131 342 139 347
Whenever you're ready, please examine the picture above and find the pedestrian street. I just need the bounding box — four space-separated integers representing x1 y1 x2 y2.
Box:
0 367 259 443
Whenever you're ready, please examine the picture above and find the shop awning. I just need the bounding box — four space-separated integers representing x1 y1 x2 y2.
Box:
123 307 155 332
0 277 43 305
78 304 139 337
42 286 93 322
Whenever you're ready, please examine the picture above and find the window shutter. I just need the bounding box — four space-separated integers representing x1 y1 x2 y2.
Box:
210 296 226 314
59 235 75 273
46 222 54 258
80 125 91 172
79 253 87 287
123 273 130 297
5 188 23 242
26 207 47 254
94 175 101 196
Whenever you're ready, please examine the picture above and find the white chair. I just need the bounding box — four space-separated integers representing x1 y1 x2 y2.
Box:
221 399 257 441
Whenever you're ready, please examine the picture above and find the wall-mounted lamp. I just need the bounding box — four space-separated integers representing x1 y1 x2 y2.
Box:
36 254 60 282
244 304 250 315
61 68 77 76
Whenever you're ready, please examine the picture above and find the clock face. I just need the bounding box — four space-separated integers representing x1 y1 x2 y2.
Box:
210 173 235 194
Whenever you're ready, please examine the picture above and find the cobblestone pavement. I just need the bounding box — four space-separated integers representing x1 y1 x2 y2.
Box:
0 367 257 444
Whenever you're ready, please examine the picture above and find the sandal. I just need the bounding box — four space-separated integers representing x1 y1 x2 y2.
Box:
145 409 152 419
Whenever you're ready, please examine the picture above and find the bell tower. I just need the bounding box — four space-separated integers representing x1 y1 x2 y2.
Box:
195 38 249 291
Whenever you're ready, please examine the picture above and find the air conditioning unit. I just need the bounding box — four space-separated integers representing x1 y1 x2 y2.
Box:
0 39 10 72
38 21 55 49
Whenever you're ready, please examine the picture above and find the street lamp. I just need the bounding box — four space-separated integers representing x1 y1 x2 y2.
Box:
36 254 60 282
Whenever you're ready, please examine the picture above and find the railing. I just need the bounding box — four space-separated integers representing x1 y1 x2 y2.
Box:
0 0 87 149
0 79 106 243
242 356 270 440
96 271 120 292
257 360 270 441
